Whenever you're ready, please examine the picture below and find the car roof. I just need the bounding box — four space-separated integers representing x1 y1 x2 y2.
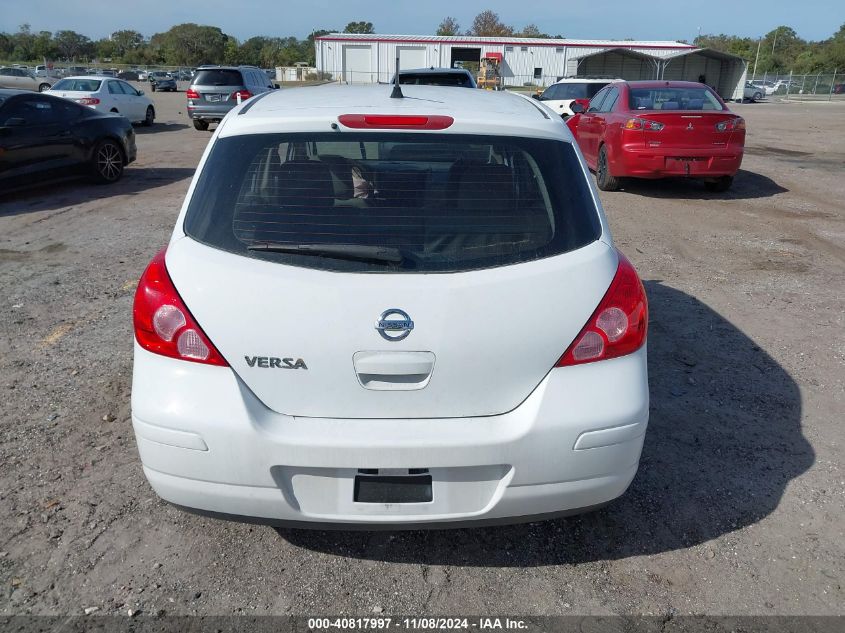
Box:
399 67 471 74
553 77 622 84
220 84 571 140
621 80 712 89
59 75 113 81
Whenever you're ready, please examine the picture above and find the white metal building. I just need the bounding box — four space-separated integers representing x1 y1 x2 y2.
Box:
314 34 748 100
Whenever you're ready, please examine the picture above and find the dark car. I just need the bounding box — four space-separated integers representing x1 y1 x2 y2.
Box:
151 76 177 92
0 89 136 190
118 70 140 81
392 67 477 88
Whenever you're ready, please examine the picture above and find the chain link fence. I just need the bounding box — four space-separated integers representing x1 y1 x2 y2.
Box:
748 71 843 100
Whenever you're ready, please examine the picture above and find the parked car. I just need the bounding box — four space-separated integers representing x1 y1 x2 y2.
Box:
392 67 477 88
148 71 171 83
150 75 177 92
118 70 140 81
0 67 53 92
833 83 845 94
566 80 745 192
137 70 149 81
534 77 622 117
0 89 136 188
175 69 193 81
67 66 87 76
185 65 275 130
743 82 764 102
749 80 776 96
130 84 650 528
48 77 155 126
99 69 117 78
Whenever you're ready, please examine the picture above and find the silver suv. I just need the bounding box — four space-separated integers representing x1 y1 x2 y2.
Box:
186 65 276 131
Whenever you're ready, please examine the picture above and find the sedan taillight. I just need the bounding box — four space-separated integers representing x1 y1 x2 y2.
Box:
624 117 664 131
133 249 228 366
716 117 745 132
76 98 100 106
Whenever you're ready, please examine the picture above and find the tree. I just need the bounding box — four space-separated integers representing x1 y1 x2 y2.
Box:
54 30 93 60
343 21 374 34
436 17 461 36
517 24 551 38
32 31 58 61
111 30 145 58
468 10 513 37
149 23 229 66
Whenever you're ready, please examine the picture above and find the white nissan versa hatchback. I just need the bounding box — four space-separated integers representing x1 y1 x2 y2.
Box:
131 84 649 528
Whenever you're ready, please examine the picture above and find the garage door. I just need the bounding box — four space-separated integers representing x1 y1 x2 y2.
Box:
398 47 427 70
343 45 372 84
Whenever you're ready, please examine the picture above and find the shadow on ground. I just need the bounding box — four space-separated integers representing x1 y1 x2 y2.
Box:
134 122 190 135
0 166 195 217
276 281 813 565
618 169 788 200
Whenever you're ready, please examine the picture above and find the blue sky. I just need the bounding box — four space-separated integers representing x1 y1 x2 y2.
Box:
2 0 842 42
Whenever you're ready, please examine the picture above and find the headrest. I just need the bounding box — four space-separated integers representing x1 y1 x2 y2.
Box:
275 161 334 208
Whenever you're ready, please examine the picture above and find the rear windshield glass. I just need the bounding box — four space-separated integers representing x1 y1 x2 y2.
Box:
629 87 724 111
193 69 243 86
399 73 472 87
184 133 601 273
550 83 608 100
52 79 102 91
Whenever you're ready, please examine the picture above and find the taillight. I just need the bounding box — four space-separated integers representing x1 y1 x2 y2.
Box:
77 98 100 105
338 114 454 130
715 117 745 132
624 118 664 131
556 251 648 367
186 88 200 99
133 249 228 366
231 89 252 101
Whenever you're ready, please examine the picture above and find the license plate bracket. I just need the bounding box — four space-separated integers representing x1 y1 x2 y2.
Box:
354 474 433 504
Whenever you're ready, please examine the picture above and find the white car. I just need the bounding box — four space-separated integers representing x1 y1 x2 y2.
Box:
535 77 623 117
743 82 764 102
48 76 155 126
131 85 650 528
750 80 776 96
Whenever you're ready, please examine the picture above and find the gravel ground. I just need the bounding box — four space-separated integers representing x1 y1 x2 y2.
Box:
0 89 843 617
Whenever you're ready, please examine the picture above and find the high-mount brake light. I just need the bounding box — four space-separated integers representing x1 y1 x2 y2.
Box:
186 88 200 99
133 249 228 366
624 118 664 131
338 114 454 130
556 251 648 367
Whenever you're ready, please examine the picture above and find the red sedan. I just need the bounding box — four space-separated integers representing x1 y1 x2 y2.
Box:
566 80 745 192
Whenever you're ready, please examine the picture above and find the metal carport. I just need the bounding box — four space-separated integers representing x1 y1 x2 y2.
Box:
656 48 748 101
568 48 661 81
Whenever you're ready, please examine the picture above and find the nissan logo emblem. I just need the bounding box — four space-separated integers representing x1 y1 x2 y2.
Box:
376 309 414 341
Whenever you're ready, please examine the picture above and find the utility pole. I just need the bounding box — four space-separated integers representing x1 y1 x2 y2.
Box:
771 30 778 55
752 37 761 80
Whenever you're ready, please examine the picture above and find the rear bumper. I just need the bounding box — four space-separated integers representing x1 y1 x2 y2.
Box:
131 343 649 527
613 145 743 179
186 103 234 121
